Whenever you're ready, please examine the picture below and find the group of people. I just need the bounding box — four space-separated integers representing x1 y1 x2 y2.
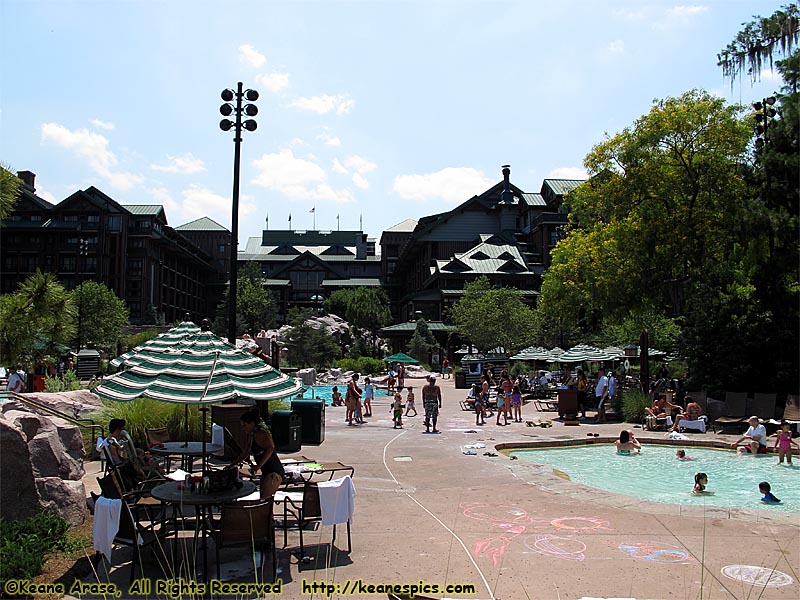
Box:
467 368 523 426
645 394 704 432
563 367 617 423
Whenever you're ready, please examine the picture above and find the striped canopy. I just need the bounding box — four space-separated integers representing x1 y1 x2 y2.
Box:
557 344 619 362
96 330 303 404
110 320 202 369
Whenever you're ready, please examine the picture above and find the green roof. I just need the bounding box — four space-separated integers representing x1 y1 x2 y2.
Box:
521 193 546 206
320 278 381 287
123 204 164 216
175 216 230 232
543 179 584 196
384 218 418 233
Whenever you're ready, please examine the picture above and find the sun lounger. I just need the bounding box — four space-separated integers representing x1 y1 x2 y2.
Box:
711 391 748 433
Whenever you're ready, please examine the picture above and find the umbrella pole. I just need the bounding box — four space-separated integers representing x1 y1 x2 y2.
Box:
183 405 189 447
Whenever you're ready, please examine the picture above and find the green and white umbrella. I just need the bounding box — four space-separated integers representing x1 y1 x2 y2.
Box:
110 319 201 369
383 352 419 364
97 330 303 404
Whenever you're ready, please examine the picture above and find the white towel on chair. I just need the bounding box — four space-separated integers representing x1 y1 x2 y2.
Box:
679 419 706 433
316 476 356 526
92 497 122 563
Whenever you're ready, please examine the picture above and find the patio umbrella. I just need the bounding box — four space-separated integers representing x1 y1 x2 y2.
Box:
95 325 303 465
110 318 201 369
383 352 419 364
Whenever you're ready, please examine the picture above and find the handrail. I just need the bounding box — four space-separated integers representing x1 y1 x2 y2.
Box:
0 390 105 454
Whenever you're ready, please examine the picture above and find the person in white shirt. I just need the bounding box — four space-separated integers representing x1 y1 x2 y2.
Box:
5 366 25 393
731 416 768 455
594 368 608 423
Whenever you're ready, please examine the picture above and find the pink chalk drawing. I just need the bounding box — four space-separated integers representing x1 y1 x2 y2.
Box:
524 534 587 561
721 565 794 588
460 504 613 567
617 542 695 564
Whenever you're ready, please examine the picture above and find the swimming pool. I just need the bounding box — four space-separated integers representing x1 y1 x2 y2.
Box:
511 444 799 513
298 384 391 405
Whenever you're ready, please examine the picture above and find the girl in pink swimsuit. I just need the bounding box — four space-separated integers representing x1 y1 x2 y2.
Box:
774 422 800 465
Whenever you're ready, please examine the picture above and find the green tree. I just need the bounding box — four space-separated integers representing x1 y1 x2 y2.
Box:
449 276 536 355
0 165 21 221
213 262 276 336
405 317 438 363
0 271 75 365
283 307 340 368
595 302 681 354
72 281 129 353
717 3 798 87
325 287 391 356
541 90 753 327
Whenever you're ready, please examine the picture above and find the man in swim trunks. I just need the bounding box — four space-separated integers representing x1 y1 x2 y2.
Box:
423 375 442 433
731 416 768 455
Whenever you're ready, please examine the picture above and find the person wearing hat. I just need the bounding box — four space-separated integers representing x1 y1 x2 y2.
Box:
731 417 768 455
422 374 442 433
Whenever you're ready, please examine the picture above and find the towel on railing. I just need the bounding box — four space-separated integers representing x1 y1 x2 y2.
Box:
316 475 356 526
92 497 121 563
212 423 224 448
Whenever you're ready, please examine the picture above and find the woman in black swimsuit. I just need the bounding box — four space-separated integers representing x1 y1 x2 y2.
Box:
228 408 285 499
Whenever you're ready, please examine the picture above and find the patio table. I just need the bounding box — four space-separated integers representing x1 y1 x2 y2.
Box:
151 479 256 580
149 441 222 472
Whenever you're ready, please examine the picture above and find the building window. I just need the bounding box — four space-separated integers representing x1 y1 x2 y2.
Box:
107 216 121 231
64 215 79 222
549 231 560 247
218 244 226 253
61 256 76 271
131 239 144 248
88 214 100 223
30 215 42 222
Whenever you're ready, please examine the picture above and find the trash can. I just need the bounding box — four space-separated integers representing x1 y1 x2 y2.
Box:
291 399 326 445
454 371 466 389
270 410 302 453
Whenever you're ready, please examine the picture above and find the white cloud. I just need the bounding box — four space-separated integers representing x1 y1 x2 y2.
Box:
668 5 708 18
614 8 646 20
393 167 494 203
317 132 341 147
289 94 354 115
344 155 377 174
290 138 305 146
252 149 353 203
150 153 205 174
602 40 625 57
256 72 290 93
149 186 180 214
239 44 266 68
38 189 57 204
332 158 348 174
40 122 143 190
90 119 114 130
547 166 589 180
352 173 369 189
761 68 782 82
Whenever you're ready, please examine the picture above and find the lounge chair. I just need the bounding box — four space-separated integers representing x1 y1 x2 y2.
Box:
209 499 277 581
751 393 777 422
711 391 748 433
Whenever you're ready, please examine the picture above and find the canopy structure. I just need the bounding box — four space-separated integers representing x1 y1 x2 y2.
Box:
110 319 201 369
97 330 303 404
510 346 562 362
383 352 419 364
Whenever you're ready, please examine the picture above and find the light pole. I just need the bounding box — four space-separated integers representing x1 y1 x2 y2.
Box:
753 95 777 154
220 83 258 344
76 238 89 351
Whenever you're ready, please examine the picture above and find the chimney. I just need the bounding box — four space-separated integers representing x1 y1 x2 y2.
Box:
17 171 36 191
355 233 367 260
500 165 513 204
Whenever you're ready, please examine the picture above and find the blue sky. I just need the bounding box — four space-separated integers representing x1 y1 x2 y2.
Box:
1 0 783 245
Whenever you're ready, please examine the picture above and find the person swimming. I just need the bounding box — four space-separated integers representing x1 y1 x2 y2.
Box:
615 430 641 455
759 481 781 504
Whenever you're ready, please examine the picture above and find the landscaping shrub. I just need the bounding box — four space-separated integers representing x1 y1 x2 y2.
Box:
0 511 78 584
96 398 205 448
44 370 81 392
335 357 385 376
123 329 160 350
622 389 651 423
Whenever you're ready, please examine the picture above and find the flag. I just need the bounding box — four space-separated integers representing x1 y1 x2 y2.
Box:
309 207 315 213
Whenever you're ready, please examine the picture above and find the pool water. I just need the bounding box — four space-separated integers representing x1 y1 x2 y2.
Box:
511 445 799 513
298 384 391 405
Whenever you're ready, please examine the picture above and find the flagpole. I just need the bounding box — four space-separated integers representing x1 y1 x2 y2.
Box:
337 214 340 231
265 213 269 230
313 207 316 230
289 213 292 230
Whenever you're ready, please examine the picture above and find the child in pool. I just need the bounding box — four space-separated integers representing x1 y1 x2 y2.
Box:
676 449 694 460
692 472 713 495
759 481 781 504
331 386 343 406
774 422 799 465
391 392 404 429
404 387 417 417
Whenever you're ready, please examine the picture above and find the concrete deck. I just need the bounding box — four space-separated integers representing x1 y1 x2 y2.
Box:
76 378 800 599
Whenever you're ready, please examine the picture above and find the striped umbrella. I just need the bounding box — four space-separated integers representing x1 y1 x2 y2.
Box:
110 319 201 369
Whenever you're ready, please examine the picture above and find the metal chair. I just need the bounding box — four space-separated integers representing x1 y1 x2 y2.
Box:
145 427 173 470
209 499 277 582
711 391 748 433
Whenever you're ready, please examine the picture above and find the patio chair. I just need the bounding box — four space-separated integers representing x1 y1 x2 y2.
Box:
209 499 277 581
146 427 172 471
751 393 777 422
275 477 353 564
711 391 748 433
91 491 169 583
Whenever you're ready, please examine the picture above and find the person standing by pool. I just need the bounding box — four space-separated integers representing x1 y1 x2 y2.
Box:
441 357 450 379
511 384 523 423
345 373 362 426
423 375 442 433
363 377 374 418
614 430 641 455
575 368 588 419
595 368 609 423
774 422 799 464
496 374 512 426
397 364 405 392
404 387 417 417
391 391 403 429
732 416 768 455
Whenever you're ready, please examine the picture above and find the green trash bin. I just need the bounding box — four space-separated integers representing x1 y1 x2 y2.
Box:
454 371 466 389
291 399 326 445
270 410 302 453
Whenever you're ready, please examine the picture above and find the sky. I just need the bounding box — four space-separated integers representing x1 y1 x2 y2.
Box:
0 0 785 247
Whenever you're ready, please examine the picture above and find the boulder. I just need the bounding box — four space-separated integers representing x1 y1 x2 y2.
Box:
22 390 103 418
36 477 86 526
0 417 39 521
296 368 317 386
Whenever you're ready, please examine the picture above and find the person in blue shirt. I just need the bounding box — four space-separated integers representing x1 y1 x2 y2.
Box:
759 482 781 504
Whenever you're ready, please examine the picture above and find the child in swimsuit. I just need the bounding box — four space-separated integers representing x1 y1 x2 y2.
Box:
404 387 417 417
774 422 799 465
511 384 522 423
391 392 403 429
692 472 713 495
759 481 781 504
